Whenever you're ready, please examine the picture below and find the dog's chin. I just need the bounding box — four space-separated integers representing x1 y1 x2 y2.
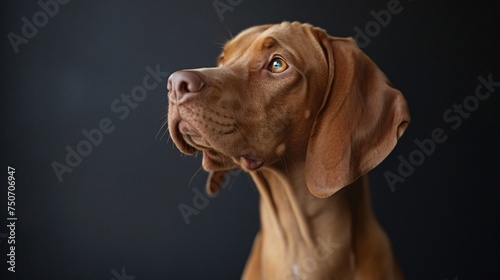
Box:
196 141 264 172
200 149 238 171
201 147 265 172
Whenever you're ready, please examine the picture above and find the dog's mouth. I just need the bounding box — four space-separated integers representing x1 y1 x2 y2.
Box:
169 118 229 167
170 118 263 171
171 118 210 154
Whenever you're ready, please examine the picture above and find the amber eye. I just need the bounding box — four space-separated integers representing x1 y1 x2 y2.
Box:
268 57 288 73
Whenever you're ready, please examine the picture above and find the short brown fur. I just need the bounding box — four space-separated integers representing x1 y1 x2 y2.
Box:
168 21 409 279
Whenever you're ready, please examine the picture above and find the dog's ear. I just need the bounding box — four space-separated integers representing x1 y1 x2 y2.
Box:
305 31 410 198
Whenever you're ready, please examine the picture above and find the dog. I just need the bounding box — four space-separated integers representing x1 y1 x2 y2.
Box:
167 21 409 279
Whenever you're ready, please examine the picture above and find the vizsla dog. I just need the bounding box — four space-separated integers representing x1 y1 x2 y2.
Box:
167 21 410 279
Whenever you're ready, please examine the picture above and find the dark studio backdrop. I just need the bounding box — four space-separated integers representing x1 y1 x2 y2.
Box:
1 0 499 279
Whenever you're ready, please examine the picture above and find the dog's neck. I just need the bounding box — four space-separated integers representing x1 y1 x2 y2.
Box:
248 163 382 277
252 162 373 243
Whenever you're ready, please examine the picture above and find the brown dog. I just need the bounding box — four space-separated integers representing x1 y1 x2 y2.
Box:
168 21 409 280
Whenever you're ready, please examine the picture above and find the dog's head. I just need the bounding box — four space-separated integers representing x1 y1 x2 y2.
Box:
167 21 410 197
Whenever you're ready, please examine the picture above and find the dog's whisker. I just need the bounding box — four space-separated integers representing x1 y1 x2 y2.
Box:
160 124 172 142
165 133 171 144
155 120 168 141
280 155 290 177
188 166 204 187
282 153 292 167
219 23 234 43
157 112 168 121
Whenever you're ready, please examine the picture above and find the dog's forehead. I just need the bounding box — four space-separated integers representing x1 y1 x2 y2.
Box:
221 22 316 63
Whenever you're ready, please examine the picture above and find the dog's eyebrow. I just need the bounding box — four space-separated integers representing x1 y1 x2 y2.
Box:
261 36 279 49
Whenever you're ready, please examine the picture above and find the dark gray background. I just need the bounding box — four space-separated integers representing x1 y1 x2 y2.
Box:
1 0 499 279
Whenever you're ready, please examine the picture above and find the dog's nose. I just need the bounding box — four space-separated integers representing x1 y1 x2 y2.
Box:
167 70 205 104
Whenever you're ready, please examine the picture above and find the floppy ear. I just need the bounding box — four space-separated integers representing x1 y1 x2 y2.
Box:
305 33 410 198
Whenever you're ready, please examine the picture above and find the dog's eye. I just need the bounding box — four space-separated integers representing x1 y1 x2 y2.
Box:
268 57 288 73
